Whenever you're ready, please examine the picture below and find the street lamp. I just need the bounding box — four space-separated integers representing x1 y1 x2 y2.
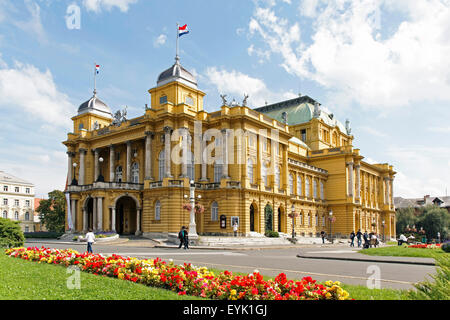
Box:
291 204 296 240
329 210 333 244
97 157 105 182
382 220 385 243
71 163 78 185
188 179 198 239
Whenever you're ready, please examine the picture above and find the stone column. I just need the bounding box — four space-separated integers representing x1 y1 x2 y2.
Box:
164 126 172 178
109 145 115 182
135 208 141 235
126 141 132 182
93 149 99 182
145 131 153 180
67 152 74 183
384 177 389 205
346 162 354 198
355 164 361 202
79 148 87 185
93 197 98 231
200 133 208 181
83 208 87 232
181 128 189 178
111 207 116 232
221 129 230 178
70 199 76 231
389 178 394 207
97 197 103 231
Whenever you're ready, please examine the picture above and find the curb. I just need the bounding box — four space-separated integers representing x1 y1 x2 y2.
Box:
296 254 436 266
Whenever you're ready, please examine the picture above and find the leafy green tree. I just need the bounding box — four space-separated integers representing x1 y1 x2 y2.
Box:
396 207 419 234
417 205 449 241
36 190 66 233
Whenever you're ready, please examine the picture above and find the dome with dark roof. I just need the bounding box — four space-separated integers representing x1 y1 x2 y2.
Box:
157 57 197 89
77 91 113 119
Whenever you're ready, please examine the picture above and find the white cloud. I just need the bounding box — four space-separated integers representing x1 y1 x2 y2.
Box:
428 126 450 133
0 60 75 127
153 34 167 47
83 0 138 13
249 0 450 109
359 126 388 138
204 66 297 108
14 0 47 43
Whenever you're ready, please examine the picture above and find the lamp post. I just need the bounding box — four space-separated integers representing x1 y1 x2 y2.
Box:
188 180 198 239
71 163 78 185
97 157 105 182
329 210 333 244
291 204 296 240
382 220 385 243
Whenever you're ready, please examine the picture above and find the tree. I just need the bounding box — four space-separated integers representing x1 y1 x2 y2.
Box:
417 205 449 241
0 218 24 248
396 207 418 235
36 190 66 233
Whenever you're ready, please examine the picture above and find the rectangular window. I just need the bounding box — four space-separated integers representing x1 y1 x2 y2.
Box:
26 188 30 194
15 199 19 206
25 200 30 207
3 186 7 192
185 96 194 106
159 95 168 104
3 199 7 205
15 187 19 192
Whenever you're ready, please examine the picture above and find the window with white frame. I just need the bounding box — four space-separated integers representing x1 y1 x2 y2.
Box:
25 200 30 207
3 199 7 205
115 166 123 182
14 212 19 220
3 186 7 192
289 174 294 194
315 214 318 226
25 212 30 221
158 150 165 180
313 179 318 199
131 162 139 183
305 177 311 197
15 187 19 192
14 199 19 207
2 211 6 218
155 200 161 220
214 163 222 183
25 226 29 232
26 188 30 194
211 201 219 221
275 166 281 188
262 163 268 186
247 158 254 184
297 175 302 196
322 215 326 227
320 181 324 199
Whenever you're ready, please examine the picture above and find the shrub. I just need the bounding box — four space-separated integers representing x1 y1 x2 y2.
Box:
0 218 24 248
407 252 450 300
265 231 279 238
24 232 64 239
442 242 450 253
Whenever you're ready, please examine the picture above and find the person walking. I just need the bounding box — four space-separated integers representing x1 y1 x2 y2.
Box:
183 227 189 250
320 230 326 244
363 231 369 249
349 231 356 247
356 229 362 248
85 228 95 254
178 226 186 249
233 222 238 237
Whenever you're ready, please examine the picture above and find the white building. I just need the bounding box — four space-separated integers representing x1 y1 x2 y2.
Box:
0 170 38 232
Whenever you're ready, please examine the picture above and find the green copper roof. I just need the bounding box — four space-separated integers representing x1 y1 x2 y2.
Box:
254 95 347 133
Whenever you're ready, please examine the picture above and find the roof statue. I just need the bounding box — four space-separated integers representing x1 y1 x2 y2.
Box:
112 107 128 127
242 94 249 107
345 119 352 135
220 94 228 106
313 102 321 118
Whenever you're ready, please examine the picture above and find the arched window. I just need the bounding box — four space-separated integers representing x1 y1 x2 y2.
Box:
115 166 123 182
2 211 6 219
313 179 318 199
308 213 311 226
14 211 19 220
25 226 29 233
25 212 30 221
275 166 281 188
247 158 254 184
131 162 139 183
211 201 219 221
289 174 294 194
315 214 318 226
158 150 165 180
297 175 302 196
155 200 161 220
214 162 222 183
187 151 194 181
322 215 326 227
299 212 303 226
320 181 324 199
305 177 311 197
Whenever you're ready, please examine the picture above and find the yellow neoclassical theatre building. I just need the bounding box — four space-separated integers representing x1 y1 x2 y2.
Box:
63 56 396 241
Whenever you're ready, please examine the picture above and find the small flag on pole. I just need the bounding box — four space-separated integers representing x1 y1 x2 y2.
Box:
178 24 189 37
95 64 100 74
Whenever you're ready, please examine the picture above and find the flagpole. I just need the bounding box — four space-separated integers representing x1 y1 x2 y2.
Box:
94 62 97 95
176 23 179 61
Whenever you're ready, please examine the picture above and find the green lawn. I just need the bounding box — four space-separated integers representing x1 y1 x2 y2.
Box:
359 245 447 258
0 253 202 300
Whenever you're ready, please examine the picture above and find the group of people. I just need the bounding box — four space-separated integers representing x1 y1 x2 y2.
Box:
349 230 380 248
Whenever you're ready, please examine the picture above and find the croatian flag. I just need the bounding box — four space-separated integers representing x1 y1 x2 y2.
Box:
178 24 189 37
95 64 100 74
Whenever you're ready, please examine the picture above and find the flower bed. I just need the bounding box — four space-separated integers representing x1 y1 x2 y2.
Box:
408 243 442 249
4 247 351 300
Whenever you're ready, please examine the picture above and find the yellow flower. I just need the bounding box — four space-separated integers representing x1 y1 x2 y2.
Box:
118 273 124 279
230 289 237 296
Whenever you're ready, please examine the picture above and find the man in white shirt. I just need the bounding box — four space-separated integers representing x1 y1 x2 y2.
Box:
85 229 95 254
398 234 407 246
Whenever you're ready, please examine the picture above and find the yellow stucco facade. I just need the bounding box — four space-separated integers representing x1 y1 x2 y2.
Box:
63 58 396 241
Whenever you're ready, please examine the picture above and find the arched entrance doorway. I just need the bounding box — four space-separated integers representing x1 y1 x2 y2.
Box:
250 204 255 232
115 196 138 235
85 197 94 230
278 207 282 232
264 204 273 233
278 206 286 233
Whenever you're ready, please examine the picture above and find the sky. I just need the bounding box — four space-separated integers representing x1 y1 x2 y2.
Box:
0 0 449 199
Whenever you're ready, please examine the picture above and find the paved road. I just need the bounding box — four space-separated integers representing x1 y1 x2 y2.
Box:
25 240 436 290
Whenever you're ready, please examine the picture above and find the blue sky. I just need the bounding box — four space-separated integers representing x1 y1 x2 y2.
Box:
0 0 449 199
